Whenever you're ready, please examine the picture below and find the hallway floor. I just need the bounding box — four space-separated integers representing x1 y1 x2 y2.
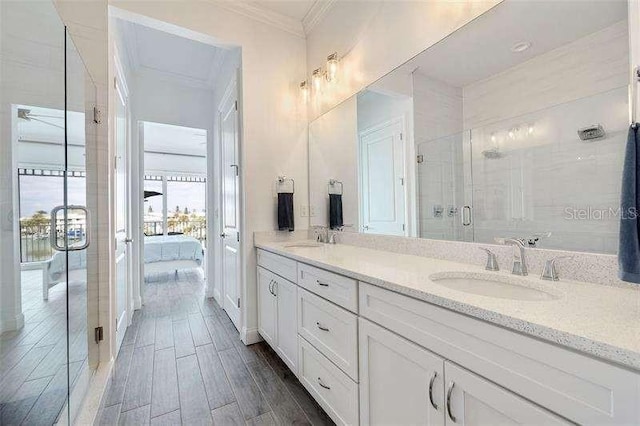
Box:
98 269 334 426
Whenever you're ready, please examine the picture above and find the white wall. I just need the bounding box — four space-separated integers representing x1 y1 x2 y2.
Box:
306 0 500 119
309 96 358 230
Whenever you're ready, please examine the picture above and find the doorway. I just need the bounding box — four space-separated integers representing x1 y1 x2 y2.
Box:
110 12 244 342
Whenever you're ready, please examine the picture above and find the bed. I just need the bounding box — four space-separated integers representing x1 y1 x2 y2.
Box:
41 234 205 299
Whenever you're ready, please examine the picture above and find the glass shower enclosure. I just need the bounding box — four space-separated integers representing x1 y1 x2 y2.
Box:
0 1 96 423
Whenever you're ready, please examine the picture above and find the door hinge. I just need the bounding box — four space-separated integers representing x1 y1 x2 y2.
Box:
95 326 104 343
400 177 404 186
400 132 403 141
234 100 238 111
417 154 424 164
402 224 406 231
93 106 102 124
113 77 117 89
237 298 240 308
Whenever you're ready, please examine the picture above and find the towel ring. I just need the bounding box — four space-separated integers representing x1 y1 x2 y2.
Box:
328 179 343 195
276 176 295 194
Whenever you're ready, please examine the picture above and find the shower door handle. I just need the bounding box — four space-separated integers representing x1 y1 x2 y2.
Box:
50 205 91 251
461 206 472 226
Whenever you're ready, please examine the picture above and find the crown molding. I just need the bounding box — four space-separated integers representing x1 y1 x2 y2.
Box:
302 0 336 35
213 1 305 38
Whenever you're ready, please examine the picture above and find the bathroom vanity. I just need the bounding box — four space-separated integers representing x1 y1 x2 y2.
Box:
255 241 640 426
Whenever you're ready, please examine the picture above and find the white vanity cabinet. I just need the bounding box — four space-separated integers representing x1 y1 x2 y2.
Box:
443 362 567 425
359 318 445 426
256 266 298 372
256 248 640 426
359 317 567 426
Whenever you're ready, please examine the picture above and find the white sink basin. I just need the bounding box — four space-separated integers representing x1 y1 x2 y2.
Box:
429 272 561 301
284 242 323 248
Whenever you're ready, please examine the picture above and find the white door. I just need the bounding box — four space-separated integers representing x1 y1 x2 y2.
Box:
114 60 131 351
360 119 406 236
257 267 277 347
275 276 297 372
220 80 241 331
444 362 568 425
359 318 445 426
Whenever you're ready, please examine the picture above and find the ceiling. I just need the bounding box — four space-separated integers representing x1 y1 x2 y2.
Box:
143 122 207 157
406 0 627 88
117 19 227 89
248 0 317 21
215 0 336 37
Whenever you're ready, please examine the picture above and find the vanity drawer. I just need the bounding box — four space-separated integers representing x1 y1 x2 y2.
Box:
359 282 640 426
257 249 297 282
298 336 359 426
298 263 358 313
298 288 358 381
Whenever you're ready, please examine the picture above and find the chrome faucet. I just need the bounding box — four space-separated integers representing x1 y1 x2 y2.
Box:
314 226 328 243
499 238 528 276
541 255 574 281
478 247 499 271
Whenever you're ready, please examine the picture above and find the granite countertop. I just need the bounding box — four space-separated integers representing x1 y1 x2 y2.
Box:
255 240 640 371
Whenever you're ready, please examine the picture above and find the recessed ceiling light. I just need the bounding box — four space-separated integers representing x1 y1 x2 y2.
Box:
511 41 531 53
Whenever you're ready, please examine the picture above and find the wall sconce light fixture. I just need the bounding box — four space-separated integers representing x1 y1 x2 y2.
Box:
300 80 309 102
312 68 323 92
326 52 339 82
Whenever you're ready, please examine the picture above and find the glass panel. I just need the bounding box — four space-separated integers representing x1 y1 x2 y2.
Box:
166 179 207 246
416 130 473 242
65 27 95 420
0 0 71 424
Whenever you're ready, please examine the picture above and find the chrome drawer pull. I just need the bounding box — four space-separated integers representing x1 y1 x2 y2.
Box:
317 377 331 390
428 371 438 410
317 280 329 287
446 381 456 423
316 322 330 332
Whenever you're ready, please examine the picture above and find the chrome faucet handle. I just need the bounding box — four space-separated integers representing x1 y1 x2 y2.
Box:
478 247 499 271
541 255 574 281
328 231 337 244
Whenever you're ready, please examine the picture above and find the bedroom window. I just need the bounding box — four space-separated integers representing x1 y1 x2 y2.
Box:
18 168 86 262
144 175 206 246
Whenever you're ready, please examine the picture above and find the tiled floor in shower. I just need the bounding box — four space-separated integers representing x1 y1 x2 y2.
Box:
0 269 88 425
98 269 334 425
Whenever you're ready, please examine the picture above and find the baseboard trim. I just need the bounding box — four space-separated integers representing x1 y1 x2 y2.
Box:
0 312 25 334
74 359 114 426
241 327 263 345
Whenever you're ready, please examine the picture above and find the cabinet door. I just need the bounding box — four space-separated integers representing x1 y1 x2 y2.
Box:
257 267 277 347
274 276 298 372
444 362 568 425
360 318 445 426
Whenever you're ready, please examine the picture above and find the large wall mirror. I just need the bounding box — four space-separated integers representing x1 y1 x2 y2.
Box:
309 0 631 254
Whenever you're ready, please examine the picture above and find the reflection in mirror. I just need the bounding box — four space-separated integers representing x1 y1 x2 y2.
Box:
308 0 629 254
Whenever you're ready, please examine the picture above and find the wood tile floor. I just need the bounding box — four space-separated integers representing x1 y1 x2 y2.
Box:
0 269 89 425
98 270 335 426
